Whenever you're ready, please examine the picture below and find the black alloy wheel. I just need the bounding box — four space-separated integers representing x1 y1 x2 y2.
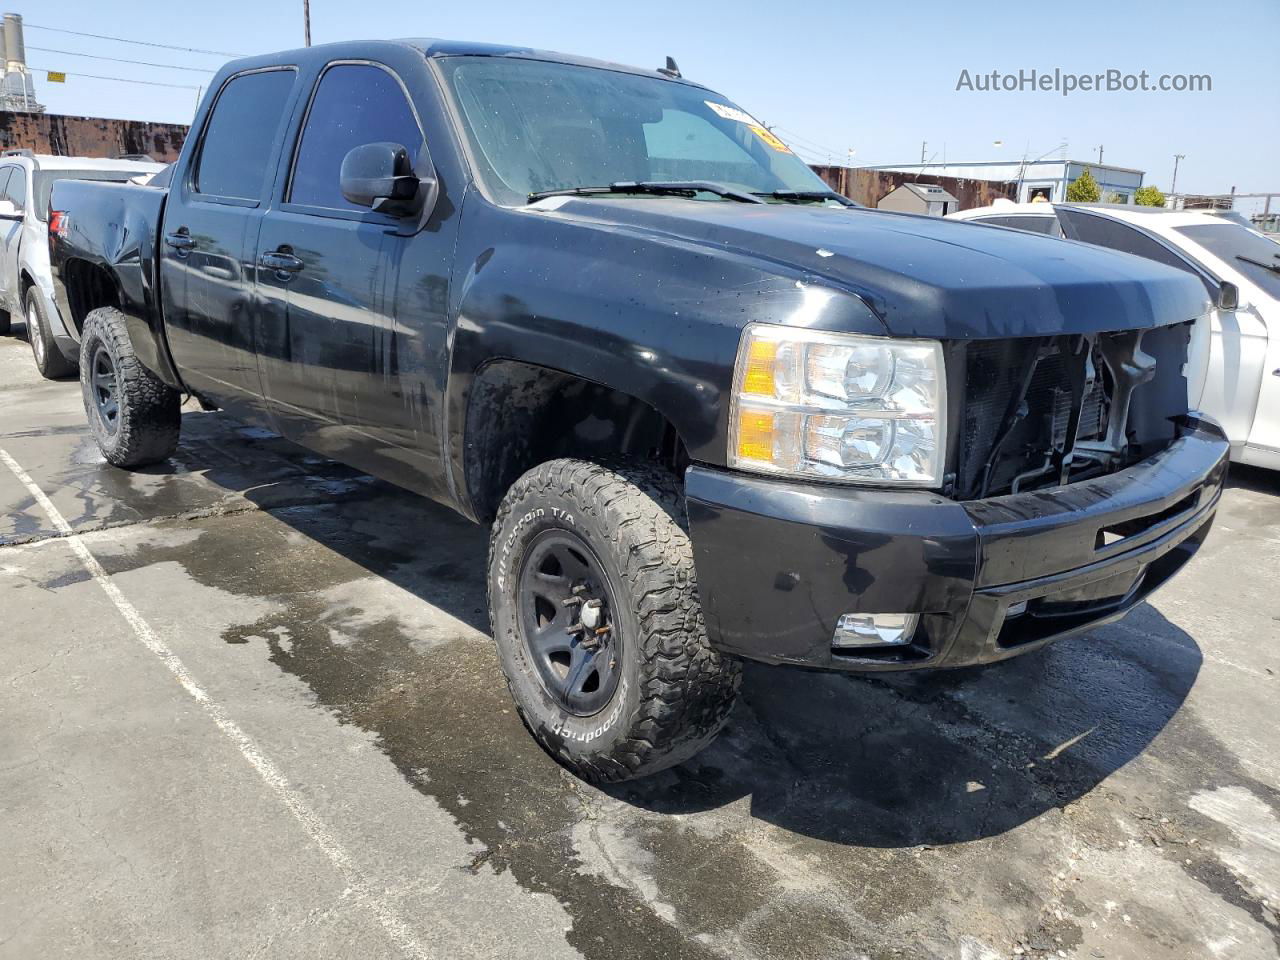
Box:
90 344 121 435
517 529 622 717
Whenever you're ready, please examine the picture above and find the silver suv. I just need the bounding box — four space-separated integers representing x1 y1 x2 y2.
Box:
0 150 161 378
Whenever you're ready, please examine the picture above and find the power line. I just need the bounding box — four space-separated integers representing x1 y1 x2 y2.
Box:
772 126 848 160
28 45 217 73
25 23 244 58
29 65 202 90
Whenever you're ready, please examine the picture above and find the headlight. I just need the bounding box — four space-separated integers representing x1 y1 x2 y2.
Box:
729 324 947 486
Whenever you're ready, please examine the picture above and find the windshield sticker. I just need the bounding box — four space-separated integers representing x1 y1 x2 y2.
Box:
705 101 760 125
747 124 792 153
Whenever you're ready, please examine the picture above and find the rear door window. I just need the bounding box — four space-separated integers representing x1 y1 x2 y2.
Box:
974 215 1062 236
288 63 423 212
193 68 296 202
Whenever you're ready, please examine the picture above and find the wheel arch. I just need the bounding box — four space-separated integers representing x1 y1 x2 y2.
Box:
458 358 691 524
58 258 123 335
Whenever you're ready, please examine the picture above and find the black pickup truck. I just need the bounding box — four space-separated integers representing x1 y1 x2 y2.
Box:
49 39 1228 781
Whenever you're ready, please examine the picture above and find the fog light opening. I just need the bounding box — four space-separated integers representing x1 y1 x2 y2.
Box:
832 612 920 649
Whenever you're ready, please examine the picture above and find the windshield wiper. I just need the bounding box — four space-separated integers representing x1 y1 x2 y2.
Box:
753 189 852 205
1236 254 1280 275
527 180 765 204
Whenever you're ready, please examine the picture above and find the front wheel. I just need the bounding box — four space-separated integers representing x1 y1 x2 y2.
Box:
80 306 181 468
488 459 741 782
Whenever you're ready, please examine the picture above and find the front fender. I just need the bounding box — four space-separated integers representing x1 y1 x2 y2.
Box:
441 198 884 513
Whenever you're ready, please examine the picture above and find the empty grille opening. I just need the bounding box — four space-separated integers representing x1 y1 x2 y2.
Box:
953 324 1191 501
1094 491 1199 549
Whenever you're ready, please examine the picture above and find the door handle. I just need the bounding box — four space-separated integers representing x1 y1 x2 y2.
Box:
164 231 195 251
259 251 304 277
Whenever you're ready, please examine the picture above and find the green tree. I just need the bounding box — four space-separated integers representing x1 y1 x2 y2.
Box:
1066 167 1102 202
1134 185 1167 207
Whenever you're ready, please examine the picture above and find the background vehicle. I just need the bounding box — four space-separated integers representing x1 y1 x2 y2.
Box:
49 40 1226 781
949 200 1280 469
0 150 162 378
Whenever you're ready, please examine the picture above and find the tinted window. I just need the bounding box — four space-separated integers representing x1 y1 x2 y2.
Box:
289 64 423 211
977 215 1061 236
1058 209 1208 290
195 69 296 201
4 167 26 212
0 168 12 210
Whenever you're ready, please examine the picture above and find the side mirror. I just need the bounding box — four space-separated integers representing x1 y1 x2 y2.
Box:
0 199 18 219
340 141 429 217
1217 280 1239 311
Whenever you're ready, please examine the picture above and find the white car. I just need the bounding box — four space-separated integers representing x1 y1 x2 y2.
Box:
948 200 1280 471
0 151 163 378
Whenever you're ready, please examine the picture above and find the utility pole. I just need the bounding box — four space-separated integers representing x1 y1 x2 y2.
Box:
1171 153 1185 196
303 0 311 46
920 141 926 164
1096 144 1104 164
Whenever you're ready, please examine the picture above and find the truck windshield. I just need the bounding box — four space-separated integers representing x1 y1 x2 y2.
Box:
36 170 141 221
441 56 839 206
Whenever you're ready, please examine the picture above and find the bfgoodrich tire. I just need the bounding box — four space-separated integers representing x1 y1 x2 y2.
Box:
27 288 77 380
488 459 741 782
80 306 181 468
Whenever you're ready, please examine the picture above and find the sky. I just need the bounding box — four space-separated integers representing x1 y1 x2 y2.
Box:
22 0 1280 208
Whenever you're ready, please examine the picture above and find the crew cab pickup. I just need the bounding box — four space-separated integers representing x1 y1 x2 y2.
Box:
49 40 1228 781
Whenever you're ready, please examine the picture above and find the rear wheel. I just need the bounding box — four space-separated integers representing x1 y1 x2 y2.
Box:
0 309 9 336
26 288 77 379
80 306 181 468
488 459 741 782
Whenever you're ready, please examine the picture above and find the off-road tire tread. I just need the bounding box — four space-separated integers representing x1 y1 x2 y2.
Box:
80 306 181 468
27 289 77 379
490 458 741 782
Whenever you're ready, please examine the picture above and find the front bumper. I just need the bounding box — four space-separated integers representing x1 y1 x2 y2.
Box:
685 418 1228 671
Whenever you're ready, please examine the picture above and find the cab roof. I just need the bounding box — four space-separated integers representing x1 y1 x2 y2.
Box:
228 38 707 89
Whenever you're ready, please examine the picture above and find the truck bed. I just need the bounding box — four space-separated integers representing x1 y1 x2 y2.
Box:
48 178 181 389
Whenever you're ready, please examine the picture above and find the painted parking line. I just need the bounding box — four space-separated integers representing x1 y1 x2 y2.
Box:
0 446 434 960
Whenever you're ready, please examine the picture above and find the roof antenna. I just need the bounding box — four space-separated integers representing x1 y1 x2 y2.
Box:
657 56 681 79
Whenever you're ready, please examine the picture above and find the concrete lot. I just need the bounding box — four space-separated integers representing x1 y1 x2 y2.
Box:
1 327 1278 960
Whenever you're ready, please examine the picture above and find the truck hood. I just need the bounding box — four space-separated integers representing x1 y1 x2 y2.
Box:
533 198 1212 339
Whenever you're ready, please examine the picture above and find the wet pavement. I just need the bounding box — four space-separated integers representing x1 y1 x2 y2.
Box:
1 329 1278 960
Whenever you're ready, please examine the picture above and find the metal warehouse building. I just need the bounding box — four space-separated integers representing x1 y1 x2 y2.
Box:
866 159 1146 205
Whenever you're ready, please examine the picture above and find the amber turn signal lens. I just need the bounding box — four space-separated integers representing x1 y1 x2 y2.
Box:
740 338 777 396
736 409 775 461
